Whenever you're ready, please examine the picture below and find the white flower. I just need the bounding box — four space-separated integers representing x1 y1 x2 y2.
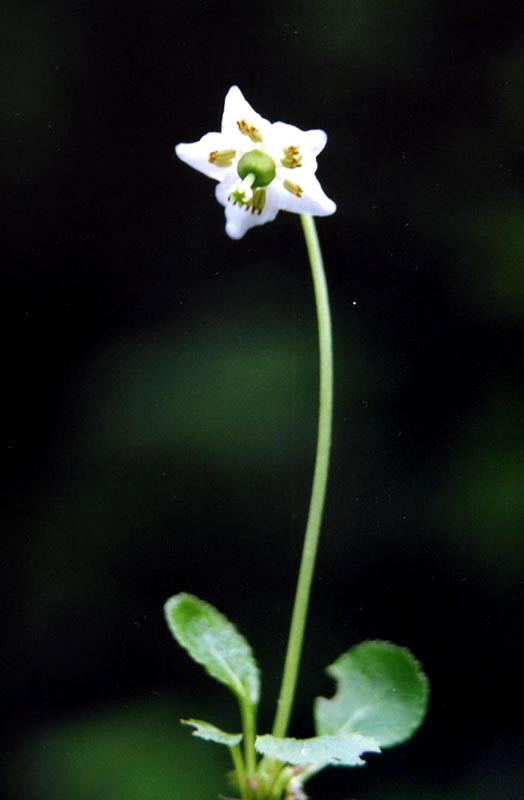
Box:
175 86 336 240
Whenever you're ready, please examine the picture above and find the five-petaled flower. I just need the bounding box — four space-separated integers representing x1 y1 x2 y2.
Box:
175 86 336 240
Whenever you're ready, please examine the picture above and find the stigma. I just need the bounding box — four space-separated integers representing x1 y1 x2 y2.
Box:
229 173 257 206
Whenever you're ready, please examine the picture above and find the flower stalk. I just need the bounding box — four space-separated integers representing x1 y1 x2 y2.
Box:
271 213 333 740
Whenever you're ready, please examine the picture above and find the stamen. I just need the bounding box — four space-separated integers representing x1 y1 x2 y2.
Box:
248 189 266 215
208 149 236 167
281 145 302 169
284 179 304 197
237 119 263 143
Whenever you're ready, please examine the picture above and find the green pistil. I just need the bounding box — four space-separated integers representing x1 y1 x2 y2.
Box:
237 150 276 188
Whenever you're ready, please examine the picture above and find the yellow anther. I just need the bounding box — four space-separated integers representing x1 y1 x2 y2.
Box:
208 149 236 167
237 119 263 143
283 179 304 197
281 145 302 169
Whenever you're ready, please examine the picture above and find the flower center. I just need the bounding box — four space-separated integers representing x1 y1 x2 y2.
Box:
237 150 276 188
228 172 267 215
229 173 256 206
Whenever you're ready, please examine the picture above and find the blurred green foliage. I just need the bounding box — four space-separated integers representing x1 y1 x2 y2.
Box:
466 205 524 320
435 390 524 581
80 317 316 467
11 697 226 800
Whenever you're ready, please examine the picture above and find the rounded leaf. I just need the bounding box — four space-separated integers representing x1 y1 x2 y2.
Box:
315 640 429 748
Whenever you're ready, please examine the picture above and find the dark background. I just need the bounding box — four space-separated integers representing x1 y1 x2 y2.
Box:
2 1 524 798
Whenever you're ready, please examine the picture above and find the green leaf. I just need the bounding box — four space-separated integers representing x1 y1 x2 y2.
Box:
164 593 260 706
255 733 380 768
315 640 429 748
181 719 242 747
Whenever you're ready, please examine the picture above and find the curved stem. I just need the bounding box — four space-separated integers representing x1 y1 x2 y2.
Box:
271 214 333 739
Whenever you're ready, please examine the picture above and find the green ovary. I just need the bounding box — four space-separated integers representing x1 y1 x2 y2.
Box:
237 150 276 187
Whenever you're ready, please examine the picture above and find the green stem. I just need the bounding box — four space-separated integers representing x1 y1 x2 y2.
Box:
230 743 248 800
241 699 257 785
271 214 333 739
267 765 293 799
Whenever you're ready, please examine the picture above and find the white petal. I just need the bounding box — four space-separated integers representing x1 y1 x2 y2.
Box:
303 128 328 156
268 123 329 174
221 86 272 147
271 122 327 155
175 132 236 181
275 172 336 217
215 175 280 240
